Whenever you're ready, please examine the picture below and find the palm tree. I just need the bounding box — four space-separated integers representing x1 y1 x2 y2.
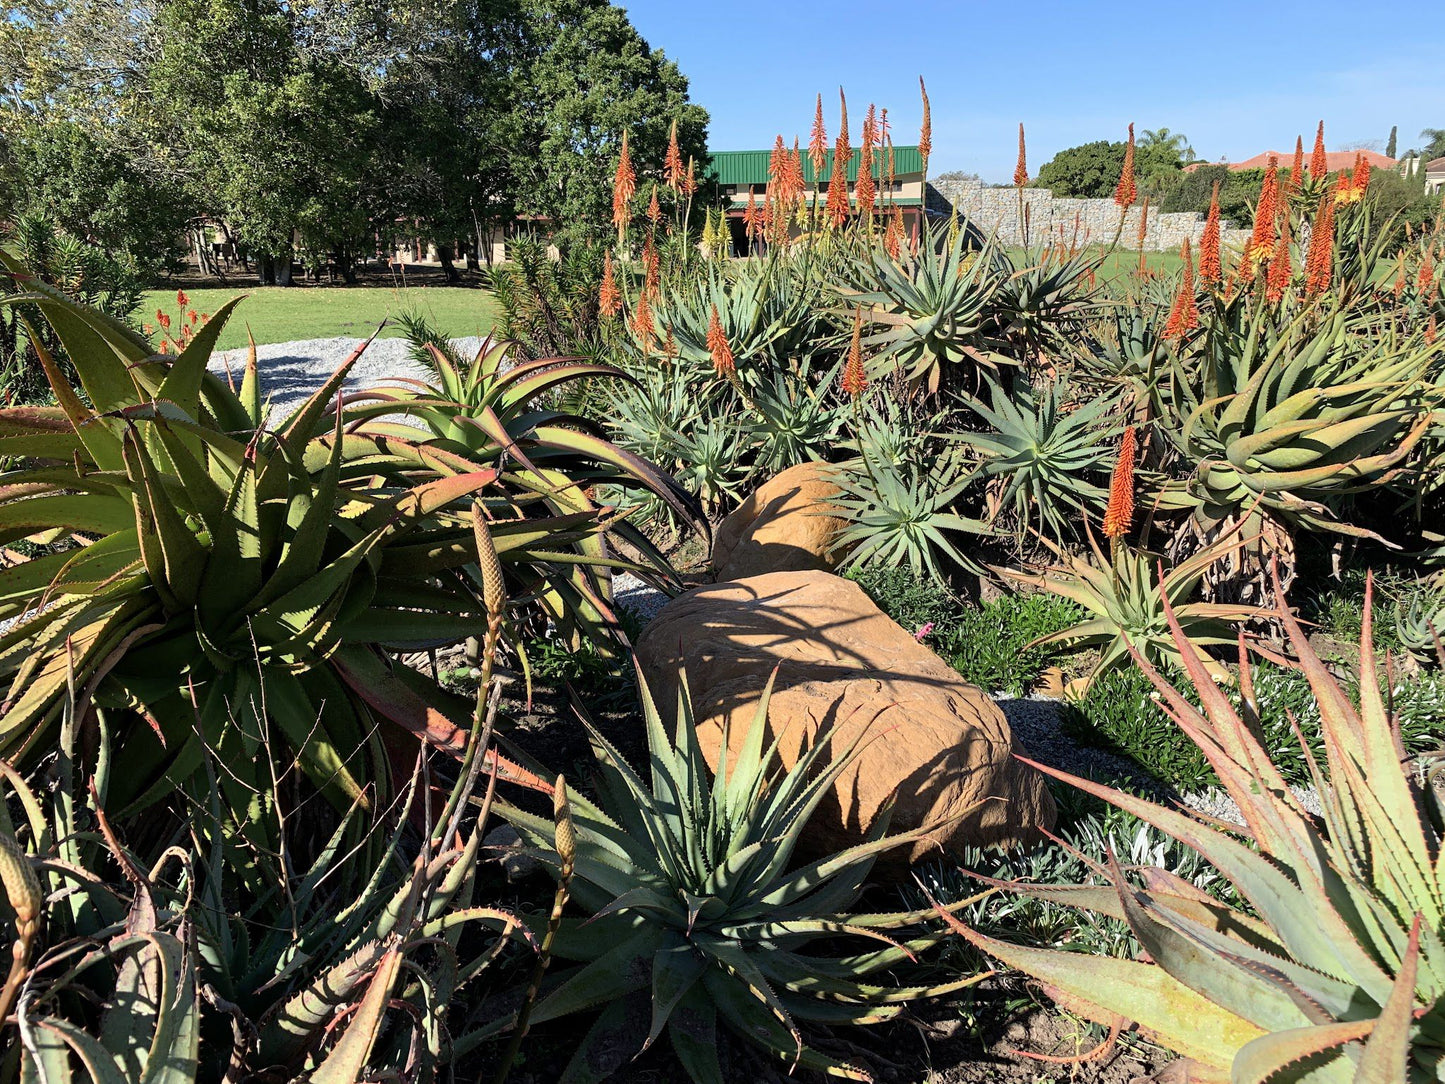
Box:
1140 127 1196 163
1420 128 1445 161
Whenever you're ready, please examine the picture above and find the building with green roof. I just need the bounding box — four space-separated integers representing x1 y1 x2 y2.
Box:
705 145 927 252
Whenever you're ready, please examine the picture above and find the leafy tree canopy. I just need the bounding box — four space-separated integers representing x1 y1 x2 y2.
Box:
1034 137 1184 200
0 0 709 278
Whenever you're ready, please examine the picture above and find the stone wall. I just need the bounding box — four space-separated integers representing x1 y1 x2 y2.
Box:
931 177 1251 253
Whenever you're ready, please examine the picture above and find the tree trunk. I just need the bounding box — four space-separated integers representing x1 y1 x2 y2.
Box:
437 243 460 284
256 254 275 286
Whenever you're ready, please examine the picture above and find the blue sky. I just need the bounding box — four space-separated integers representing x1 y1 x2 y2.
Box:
621 0 1445 183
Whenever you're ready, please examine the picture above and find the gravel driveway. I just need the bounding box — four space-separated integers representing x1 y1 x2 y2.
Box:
209 335 487 419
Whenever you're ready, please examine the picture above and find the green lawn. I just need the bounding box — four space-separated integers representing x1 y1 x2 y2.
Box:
140 286 499 351
1007 245 1185 280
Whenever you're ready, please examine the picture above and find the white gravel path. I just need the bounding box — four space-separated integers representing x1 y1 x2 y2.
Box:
208 335 488 419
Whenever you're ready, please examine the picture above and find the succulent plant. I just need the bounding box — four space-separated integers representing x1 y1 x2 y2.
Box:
342 327 703 588
841 225 1008 394
933 582 1445 1083
1154 302 1440 589
954 374 1119 545
1395 570 1445 664
993 246 1103 355
3 671 533 1081
0 267 608 841
829 453 990 580
494 666 988 1082
1001 531 1259 687
743 355 844 471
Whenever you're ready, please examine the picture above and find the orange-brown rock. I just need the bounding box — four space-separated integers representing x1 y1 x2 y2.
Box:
635 570 1056 864
711 462 848 581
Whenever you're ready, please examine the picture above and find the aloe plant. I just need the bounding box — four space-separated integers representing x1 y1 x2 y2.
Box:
1154 301 1441 588
0 265 604 841
1002 532 1259 686
1395 570 1445 663
494 666 989 1082
841 226 1008 394
342 327 702 587
934 583 1445 1083
3 658 533 1081
954 375 1119 545
829 454 991 580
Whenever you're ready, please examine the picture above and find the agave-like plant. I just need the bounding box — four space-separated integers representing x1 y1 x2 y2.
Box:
744 356 844 471
1155 302 1441 591
1395 569 1445 664
828 453 990 580
934 582 1445 1083
841 225 1008 394
993 245 1103 357
4 670 532 1080
1001 531 1259 687
0 270 595 838
954 374 1119 545
494 666 989 1082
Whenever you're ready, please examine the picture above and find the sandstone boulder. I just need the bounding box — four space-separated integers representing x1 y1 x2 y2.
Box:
711 462 848 581
635 570 1056 864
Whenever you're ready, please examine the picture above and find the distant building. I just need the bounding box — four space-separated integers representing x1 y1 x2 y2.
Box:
706 145 927 253
1426 157 1445 196
1186 150 1397 174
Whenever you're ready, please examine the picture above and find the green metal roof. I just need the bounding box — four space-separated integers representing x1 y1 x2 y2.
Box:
706 146 923 186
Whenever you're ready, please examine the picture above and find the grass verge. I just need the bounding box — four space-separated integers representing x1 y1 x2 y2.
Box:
142 285 499 350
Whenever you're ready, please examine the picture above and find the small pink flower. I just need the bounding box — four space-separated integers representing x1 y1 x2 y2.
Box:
914 622 935 642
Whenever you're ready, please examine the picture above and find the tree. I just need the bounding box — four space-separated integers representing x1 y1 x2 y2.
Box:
1387 125 1398 159
10 119 187 275
1035 141 1126 198
1141 127 1195 164
1035 136 1186 200
1420 128 1445 162
146 0 391 284
493 0 709 249
1158 164 1264 226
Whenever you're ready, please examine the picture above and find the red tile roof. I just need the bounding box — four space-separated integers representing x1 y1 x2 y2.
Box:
1185 149 1396 173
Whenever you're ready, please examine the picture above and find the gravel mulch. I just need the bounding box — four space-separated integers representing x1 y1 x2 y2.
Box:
209 335 487 418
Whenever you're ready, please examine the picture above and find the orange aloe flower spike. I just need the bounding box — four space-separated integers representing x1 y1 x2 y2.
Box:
1199 182 1222 286
1102 427 1137 539
1113 124 1137 207
918 77 932 178
841 309 868 398
706 303 736 378
1309 121 1328 179
612 131 636 243
598 252 621 318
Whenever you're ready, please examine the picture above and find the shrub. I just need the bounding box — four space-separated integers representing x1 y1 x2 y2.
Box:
846 565 964 633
